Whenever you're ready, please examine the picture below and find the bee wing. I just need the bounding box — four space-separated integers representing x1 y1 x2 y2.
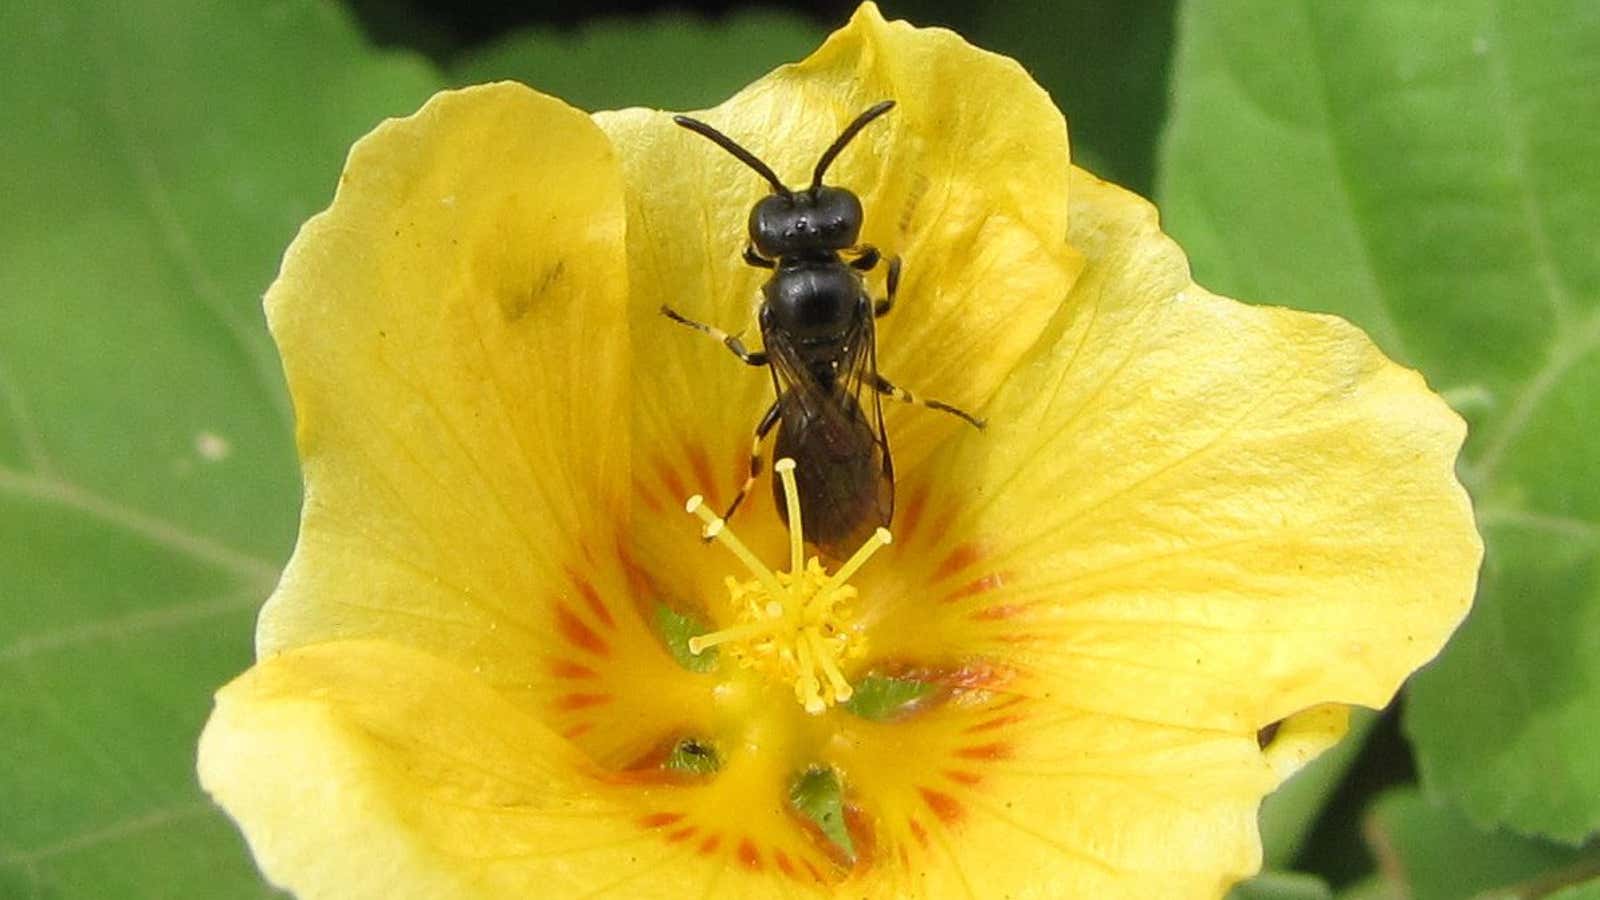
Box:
763 301 894 547
848 305 895 524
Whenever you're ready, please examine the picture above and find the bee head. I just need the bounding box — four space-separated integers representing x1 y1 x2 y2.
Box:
749 187 864 258
673 100 895 261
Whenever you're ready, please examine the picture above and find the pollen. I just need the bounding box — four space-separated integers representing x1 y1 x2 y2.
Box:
684 459 891 714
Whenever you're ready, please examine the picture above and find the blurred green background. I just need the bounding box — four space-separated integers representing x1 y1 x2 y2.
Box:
1 1 1596 897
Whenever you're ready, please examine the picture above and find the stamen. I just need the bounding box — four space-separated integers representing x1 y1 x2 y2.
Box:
685 494 785 598
794 635 825 714
808 631 855 702
678 474 893 714
687 618 785 656
774 458 805 576
823 527 893 591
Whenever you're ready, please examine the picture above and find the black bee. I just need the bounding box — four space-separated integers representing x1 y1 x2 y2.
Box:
662 101 982 558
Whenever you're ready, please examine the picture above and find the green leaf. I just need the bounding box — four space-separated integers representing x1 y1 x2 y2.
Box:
1227 871 1334 900
972 0 1178 195
447 10 824 112
1363 788 1599 900
1547 880 1600 900
1259 708 1380 868
1336 876 1400 900
1158 0 1600 841
0 0 441 895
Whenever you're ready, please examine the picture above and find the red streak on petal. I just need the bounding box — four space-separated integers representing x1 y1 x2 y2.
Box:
933 660 1013 691
907 819 930 848
637 490 665 514
965 713 1026 734
615 538 654 598
555 603 610 656
666 826 697 843
562 723 593 740
638 812 684 829
844 803 877 864
943 572 1009 604
555 692 612 711
898 488 928 544
956 742 1012 761
944 770 982 786
926 506 957 547
697 834 722 856
569 572 615 629
736 838 763 871
688 445 718 503
802 860 826 883
971 603 1023 620
774 851 798 879
918 788 964 825
933 543 982 582
657 461 689 507
549 660 597 679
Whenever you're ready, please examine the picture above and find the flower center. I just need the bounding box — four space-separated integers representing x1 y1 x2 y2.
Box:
684 458 891 714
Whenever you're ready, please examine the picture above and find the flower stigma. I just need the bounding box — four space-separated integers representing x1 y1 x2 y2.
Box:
683 458 891 714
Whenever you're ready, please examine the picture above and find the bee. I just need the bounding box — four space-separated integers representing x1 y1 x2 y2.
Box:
662 101 982 558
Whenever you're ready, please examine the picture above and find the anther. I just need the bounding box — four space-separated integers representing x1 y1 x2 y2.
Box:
679 459 893 713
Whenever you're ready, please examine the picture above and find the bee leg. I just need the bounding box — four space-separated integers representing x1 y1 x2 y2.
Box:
720 399 782 528
848 245 881 271
873 255 901 318
743 245 775 269
660 305 768 366
873 373 985 430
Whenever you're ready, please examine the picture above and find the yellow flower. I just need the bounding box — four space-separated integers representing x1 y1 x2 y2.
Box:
197 5 1480 898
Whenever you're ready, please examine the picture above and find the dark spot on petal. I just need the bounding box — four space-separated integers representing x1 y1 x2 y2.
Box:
1257 720 1283 749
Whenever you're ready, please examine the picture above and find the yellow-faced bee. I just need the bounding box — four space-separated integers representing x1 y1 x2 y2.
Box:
662 101 982 558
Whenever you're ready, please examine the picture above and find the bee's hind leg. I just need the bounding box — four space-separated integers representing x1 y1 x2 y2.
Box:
873 373 984 430
716 400 783 533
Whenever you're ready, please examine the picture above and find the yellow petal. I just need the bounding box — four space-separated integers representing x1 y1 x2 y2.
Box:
865 169 1481 734
599 3 1083 569
257 84 699 765
1260 704 1350 784
826 694 1271 898
199 642 839 899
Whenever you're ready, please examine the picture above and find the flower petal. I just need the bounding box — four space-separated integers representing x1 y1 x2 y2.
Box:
865 169 1481 733
1260 704 1350 783
256 84 700 765
827 695 1271 897
200 641 837 899
598 1 1083 531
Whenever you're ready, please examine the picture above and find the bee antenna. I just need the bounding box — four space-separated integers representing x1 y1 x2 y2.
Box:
673 114 792 196
810 100 895 189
